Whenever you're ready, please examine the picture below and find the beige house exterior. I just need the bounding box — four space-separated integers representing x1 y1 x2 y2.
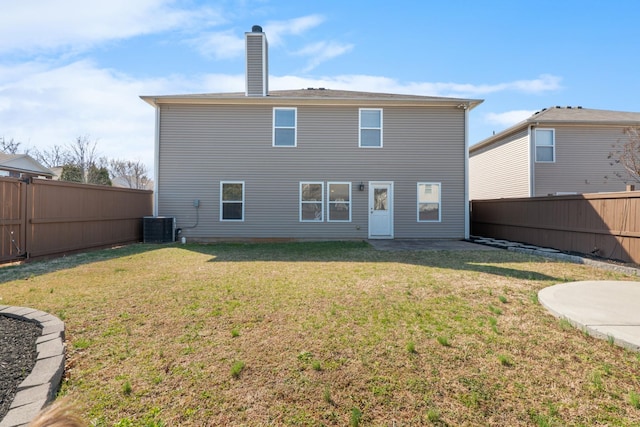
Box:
0 153 54 179
469 106 640 200
141 26 482 241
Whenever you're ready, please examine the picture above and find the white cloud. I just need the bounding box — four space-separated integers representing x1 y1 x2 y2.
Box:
0 60 207 177
0 1 223 54
272 74 562 98
264 15 325 47
190 30 245 59
295 41 354 72
485 110 537 127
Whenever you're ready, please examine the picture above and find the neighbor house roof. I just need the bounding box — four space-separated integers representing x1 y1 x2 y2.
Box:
470 106 640 153
0 153 54 177
141 88 483 110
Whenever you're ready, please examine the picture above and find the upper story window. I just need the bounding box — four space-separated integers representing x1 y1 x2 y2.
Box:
535 128 555 162
273 108 297 147
220 181 244 221
417 182 441 222
359 108 383 148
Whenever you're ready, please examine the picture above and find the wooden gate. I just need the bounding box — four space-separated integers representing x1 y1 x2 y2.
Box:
0 178 26 262
1 177 153 263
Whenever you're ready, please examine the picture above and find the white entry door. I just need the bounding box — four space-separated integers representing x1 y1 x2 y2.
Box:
368 182 393 239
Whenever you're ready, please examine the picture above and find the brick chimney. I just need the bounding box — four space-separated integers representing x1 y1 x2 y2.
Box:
245 25 268 97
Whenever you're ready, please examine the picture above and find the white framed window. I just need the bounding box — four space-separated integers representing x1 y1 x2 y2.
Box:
535 128 555 162
300 182 323 222
359 108 383 148
220 181 244 221
273 107 297 147
327 182 351 222
417 182 441 222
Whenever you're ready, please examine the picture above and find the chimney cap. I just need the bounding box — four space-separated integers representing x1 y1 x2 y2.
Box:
251 25 263 33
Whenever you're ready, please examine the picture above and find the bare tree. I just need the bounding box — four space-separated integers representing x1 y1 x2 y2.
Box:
608 127 640 183
67 136 100 182
1 137 23 154
109 159 150 189
31 144 67 168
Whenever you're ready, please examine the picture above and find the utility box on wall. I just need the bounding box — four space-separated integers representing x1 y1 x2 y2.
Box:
143 216 176 243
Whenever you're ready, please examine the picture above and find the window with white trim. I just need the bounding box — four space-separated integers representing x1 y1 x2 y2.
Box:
417 182 441 222
220 181 244 221
273 108 297 147
300 182 323 222
535 128 555 162
359 108 382 147
327 182 351 222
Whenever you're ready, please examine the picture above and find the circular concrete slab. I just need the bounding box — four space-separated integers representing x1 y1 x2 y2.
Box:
538 281 640 351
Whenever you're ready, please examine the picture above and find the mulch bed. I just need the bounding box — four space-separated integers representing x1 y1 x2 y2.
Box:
0 315 41 421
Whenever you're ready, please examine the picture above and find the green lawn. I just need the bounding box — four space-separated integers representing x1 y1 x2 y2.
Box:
1 242 640 426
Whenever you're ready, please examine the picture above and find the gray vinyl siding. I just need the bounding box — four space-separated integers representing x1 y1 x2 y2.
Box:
469 130 530 200
534 125 630 196
157 104 466 240
245 34 267 96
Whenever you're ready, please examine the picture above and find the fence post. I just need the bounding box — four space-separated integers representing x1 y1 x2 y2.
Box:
19 179 28 258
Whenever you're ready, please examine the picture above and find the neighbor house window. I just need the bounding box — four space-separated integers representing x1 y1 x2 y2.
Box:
417 182 441 222
328 182 351 222
535 128 555 162
300 182 323 222
359 108 382 147
220 181 244 221
273 108 297 147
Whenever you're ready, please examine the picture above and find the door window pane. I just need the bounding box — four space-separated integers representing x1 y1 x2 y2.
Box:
374 188 388 211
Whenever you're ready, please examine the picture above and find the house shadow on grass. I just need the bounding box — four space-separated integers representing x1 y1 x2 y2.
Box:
0 243 163 284
180 240 563 282
0 240 564 284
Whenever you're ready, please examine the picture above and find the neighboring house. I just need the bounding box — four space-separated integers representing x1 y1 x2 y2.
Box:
141 26 482 241
0 153 54 179
469 106 640 200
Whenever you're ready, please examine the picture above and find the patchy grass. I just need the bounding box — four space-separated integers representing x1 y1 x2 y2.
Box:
1 241 640 426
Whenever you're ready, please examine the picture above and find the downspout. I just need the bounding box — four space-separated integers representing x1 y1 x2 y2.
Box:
528 124 535 197
463 104 470 240
153 104 160 216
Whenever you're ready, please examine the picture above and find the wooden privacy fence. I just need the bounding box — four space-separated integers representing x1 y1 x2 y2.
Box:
471 191 640 264
1 177 153 263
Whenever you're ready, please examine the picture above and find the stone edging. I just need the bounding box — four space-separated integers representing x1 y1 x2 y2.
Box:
0 306 65 427
470 236 640 277
507 246 640 276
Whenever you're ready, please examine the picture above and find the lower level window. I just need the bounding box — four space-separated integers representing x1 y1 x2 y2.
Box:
417 182 441 222
300 182 324 221
221 181 244 221
328 182 351 222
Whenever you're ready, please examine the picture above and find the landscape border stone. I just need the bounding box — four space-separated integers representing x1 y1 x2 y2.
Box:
0 306 65 427
469 235 640 277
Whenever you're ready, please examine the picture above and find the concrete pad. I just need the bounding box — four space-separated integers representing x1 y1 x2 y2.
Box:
368 239 498 251
539 281 640 351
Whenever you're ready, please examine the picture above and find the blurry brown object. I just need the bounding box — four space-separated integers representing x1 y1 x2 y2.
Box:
28 399 86 427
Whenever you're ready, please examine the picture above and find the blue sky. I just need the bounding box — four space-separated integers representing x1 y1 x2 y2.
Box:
2 1 639 178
